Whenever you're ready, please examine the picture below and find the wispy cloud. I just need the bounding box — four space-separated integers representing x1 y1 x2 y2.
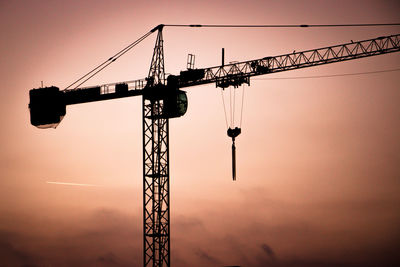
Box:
195 248 221 265
0 208 141 266
261 243 276 260
46 181 101 187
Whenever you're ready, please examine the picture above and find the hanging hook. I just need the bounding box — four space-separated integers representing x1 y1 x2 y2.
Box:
227 127 241 181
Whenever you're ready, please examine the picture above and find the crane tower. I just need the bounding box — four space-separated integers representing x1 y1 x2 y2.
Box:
143 25 171 266
28 25 400 266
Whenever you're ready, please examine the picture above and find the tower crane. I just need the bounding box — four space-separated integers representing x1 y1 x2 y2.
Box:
28 24 400 267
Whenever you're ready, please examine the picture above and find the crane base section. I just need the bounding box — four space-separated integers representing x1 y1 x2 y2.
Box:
29 86 66 129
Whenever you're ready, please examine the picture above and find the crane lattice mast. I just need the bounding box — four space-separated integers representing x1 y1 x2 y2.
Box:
143 25 170 267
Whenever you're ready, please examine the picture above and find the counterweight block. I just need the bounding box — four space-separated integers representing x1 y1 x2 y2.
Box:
29 86 66 129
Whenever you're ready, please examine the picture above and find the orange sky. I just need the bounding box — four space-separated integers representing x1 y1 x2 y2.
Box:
1 0 400 266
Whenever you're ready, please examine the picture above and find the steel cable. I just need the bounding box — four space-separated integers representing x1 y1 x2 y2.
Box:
65 30 153 90
164 23 400 28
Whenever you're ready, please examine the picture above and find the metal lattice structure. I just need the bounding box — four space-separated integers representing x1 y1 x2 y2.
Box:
142 26 170 267
28 29 400 267
59 34 400 98
176 34 400 88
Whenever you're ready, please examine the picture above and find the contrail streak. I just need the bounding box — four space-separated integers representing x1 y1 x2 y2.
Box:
46 181 100 187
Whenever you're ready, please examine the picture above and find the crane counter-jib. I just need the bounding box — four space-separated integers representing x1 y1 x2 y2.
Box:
28 33 400 128
29 82 188 128
28 85 144 128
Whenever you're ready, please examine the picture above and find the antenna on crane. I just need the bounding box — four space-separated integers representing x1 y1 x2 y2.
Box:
222 48 225 66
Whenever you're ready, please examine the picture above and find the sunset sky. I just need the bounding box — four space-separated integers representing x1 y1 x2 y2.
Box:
1 0 400 266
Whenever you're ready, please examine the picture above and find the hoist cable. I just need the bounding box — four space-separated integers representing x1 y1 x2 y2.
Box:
222 86 246 129
240 85 245 128
164 23 400 28
229 88 233 127
233 87 236 128
221 89 229 129
65 30 153 90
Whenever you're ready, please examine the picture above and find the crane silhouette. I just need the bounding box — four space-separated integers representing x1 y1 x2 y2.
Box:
28 24 400 266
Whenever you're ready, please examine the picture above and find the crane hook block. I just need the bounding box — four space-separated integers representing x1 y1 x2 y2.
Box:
227 127 241 139
227 127 241 181
29 86 66 129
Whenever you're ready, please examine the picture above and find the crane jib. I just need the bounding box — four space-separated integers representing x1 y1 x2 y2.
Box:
28 33 400 129
178 33 400 89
